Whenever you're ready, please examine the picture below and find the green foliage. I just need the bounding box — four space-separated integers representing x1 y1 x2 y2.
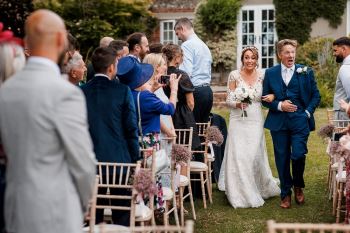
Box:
197 0 241 37
274 0 346 44
195 0 240 73
34 0 157 58
296 37 339 107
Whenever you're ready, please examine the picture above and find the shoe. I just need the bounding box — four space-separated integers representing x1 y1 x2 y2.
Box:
294 187 305 204
280 195 291 209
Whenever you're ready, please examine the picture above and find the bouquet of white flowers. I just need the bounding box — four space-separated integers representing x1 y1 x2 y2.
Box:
232 87 257 117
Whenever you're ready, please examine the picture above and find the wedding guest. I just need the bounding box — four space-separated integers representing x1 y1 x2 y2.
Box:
127 32 149 62
0 21 25 233
162 43 201 149
149 43 164 54
109 39 129 60
63 51 87 86
99 36 114 48
218 46 280 208
174 17 213 123
62 33 79 71
81 47 139 226
0 10 96 233
332 37 350 120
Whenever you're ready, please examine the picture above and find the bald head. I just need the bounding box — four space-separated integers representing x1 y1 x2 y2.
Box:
99 37 114 48
25 9 67 63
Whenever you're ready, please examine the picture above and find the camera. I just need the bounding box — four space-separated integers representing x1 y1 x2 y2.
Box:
159 75 170 85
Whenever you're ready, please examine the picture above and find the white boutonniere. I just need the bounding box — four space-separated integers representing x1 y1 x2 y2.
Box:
296 66 308 75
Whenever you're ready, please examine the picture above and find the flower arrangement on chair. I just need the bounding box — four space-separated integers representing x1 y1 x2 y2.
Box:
317 124 335 140
206 126 224 146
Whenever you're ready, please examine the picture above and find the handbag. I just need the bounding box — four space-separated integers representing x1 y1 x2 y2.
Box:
137 92 170 174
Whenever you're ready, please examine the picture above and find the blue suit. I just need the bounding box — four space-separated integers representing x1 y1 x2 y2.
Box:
262 64 320 198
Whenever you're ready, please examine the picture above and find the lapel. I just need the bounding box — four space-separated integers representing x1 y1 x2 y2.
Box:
273 64 284 94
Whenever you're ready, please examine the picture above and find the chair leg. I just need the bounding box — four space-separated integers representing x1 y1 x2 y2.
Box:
200 172 207 209
188 182 196 221
179 186 185 226
173 193 180 227
336 182 344 223
206 170 213 204
333 180 339 216
163 201 169 227
208 161 213 200
329 169 334 200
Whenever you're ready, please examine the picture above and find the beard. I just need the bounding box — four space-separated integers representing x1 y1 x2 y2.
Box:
336 54 344 63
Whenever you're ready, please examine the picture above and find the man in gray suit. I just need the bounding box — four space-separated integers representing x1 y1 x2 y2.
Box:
333 37 350 120
0 10 96 233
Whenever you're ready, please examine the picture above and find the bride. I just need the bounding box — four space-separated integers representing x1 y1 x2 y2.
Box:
218 46 280 208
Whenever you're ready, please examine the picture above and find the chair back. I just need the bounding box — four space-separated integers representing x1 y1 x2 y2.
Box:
327 109 334 124
86 175 100 233
174 127 194 150
267 220 350 233
96 161 141 227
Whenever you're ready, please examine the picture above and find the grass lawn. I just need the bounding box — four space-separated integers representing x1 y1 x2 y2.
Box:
190 108 333 233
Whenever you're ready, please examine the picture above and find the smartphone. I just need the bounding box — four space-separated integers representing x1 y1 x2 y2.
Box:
159 75 170 85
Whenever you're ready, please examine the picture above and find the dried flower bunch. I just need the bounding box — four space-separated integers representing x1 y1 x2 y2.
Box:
172 144 191 165
317 124 335 139
133 169 157 196
206 126 224 145
330 140 350 160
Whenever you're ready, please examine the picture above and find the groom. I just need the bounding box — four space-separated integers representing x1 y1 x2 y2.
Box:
262 39 320 208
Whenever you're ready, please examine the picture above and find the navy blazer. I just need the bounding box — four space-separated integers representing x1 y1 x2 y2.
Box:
81 75 140 163
262 64 321 131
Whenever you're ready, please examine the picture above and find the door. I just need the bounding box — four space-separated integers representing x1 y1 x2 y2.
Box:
237 5 278 69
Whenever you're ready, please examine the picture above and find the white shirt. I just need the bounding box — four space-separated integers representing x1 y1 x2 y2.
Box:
27 56 61 77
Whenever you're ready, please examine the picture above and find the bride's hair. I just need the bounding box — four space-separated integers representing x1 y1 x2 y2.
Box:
241 46 259 68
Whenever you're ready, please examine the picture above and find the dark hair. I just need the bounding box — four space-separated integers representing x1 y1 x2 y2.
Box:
333 37 350 47
162 43 182 65
109 40 128 52
174 18 193 30
126 32 145 52
149 43 164 54
91 47 117 73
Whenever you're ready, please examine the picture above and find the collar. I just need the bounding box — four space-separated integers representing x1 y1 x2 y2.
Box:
94 73 111 80
128 54 141 62
27 56 61 77
343 54 350 64
187 33 197 41
281 63 295 72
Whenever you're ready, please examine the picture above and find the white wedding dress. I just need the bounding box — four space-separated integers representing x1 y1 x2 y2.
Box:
218 70 280 208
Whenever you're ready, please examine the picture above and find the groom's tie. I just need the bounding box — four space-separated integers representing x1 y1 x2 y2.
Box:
283 68 292 86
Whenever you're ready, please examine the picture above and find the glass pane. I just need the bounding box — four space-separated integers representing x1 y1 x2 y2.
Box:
249 23 254 33
268 34 274 44
262 46 267 56
243 11 247 21
262 59 267 68
262 10 267 20
269 58 274 67
269 10 274 20
169 31 173 40
249 10 254 21
269 46 274 56
242 23 247 33
164 32 168 41
249 35 254 45
262 34 267 45
262 22 267 33
165 23 169 30
268 22 274 32
169 22 173 29
243 35 247 45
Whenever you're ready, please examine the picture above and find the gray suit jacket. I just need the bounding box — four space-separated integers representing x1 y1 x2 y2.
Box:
333 55 350 120
0 59 96 233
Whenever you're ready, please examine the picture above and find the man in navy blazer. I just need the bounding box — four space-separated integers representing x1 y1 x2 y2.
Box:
81 47 140 225
262 39 320 209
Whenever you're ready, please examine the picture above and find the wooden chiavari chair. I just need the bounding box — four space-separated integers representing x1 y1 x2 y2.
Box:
266 220 350 233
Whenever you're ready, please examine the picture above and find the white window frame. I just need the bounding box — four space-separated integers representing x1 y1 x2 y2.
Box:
347 0 350 35
160 20 178 44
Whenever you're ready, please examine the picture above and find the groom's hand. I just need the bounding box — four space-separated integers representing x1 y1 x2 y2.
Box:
281 100 297 112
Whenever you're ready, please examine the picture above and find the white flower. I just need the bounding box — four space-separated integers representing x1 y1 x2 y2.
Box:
242 92 248 98
303 66 308 72
296 67 303 73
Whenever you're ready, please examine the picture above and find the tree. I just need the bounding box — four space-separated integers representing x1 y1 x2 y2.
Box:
34 0 157 58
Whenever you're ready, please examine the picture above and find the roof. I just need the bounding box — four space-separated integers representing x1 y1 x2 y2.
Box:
150 0 200 13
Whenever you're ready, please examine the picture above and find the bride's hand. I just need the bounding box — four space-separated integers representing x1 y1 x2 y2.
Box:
261 94 275 103
236 102 248 109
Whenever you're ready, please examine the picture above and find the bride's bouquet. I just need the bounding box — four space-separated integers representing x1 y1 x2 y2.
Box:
232 87 257 117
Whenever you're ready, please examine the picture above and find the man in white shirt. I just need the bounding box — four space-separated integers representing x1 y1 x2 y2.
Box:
126 32 149 62
332 37 350 120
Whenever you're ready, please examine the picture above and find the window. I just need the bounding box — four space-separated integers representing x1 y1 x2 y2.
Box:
160 20 178 44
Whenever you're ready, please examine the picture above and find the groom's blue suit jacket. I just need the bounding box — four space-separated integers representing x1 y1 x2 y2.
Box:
262 64 321 131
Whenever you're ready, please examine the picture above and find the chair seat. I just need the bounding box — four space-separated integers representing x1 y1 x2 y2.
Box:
207 153 215 161
336 170 346 182
179 175 189 186
83 224 130 233
190 161 208 171
135 202 152 221
162 187 173 201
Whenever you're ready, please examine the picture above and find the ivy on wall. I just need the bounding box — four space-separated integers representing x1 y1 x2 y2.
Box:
274 0 346 44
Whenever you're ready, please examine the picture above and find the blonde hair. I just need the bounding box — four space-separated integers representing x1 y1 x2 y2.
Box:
142 53 166 77
63 51 84 74
277 39 298 54
0 43 25 85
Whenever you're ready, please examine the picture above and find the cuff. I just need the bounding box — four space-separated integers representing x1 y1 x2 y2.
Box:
305 110 311 118
278 101 283 111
